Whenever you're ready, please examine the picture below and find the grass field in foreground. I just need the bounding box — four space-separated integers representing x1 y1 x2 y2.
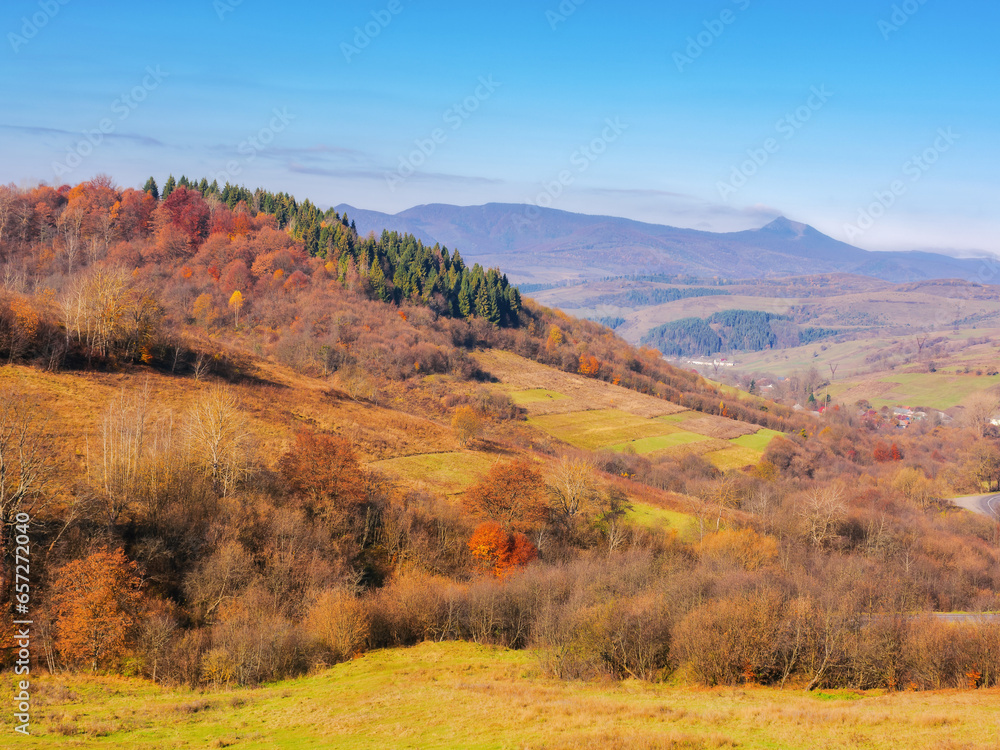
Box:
6 641 1000 749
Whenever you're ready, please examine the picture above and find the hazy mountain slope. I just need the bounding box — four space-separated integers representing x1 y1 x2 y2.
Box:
335 203 993 284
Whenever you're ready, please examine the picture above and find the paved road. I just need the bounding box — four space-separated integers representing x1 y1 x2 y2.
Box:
950 493 1000 520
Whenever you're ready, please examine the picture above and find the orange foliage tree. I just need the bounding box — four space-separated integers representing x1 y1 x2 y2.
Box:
464 458 547 531
578 353 600 376
468 521 538 578
278 429 367 524
50 548 144 671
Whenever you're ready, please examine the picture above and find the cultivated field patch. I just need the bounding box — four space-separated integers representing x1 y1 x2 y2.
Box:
705 445 765 471
527 409 674 451
610 431 712 455
730 428 784 452
509 388 570 405
474 349 687 418
370 451 498 494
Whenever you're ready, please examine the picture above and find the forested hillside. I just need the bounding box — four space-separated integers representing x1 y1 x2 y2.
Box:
1 176 999 699
642 309 839 358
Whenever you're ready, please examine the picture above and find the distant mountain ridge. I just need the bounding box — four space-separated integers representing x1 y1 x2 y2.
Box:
334 202 995 284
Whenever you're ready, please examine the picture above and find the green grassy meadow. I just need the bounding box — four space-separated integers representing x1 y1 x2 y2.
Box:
7 642 1000 749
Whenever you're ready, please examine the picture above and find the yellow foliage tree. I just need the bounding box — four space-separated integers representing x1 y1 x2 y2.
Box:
546 325 564 350
228 290 244 328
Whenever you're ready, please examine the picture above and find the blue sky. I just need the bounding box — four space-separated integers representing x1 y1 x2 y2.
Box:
1 0 997 254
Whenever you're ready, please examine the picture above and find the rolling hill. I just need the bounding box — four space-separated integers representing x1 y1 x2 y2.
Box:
335 203 996 285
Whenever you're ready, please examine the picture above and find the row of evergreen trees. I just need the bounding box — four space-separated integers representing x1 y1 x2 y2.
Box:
142 176 521 327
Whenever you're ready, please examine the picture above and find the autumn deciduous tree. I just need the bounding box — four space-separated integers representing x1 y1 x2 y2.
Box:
278 429 367 523
228 290 244 327
305 588 370 664
700 528 778 571
185 385 250 495
547 456 599 528
873 441 893 463
0 295 40 363
467 521 537 578
97 382 152 524
546 325 564 350
464 459 547 531
578 354 600 376
451 406 482 448
0 388 49 556
50 548 144 671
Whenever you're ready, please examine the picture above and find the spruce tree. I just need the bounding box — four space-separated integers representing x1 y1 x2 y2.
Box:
162 174 176 198
142 177 159 200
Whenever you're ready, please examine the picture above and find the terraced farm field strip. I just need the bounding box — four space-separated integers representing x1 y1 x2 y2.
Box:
610 431 711 455
657 411 698 424
473 349 687 418
730 428 784 451
370 451 497 493
527 409 679 451
705 445 765 471
509 388 570 405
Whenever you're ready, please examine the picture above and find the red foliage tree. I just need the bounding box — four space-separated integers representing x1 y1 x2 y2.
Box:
157 186 209 246
873 441 892 463
464 458 547 531
468 521 538 578
278 429 367 523
112 188 156 240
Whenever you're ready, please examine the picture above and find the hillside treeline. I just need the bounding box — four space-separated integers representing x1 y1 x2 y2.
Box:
0 176 998 693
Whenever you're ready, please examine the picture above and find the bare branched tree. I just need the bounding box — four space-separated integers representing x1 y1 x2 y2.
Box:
548 455 599 526
97 381 152 524
0 387 51 557
797 485 847 547
185 385 250 496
